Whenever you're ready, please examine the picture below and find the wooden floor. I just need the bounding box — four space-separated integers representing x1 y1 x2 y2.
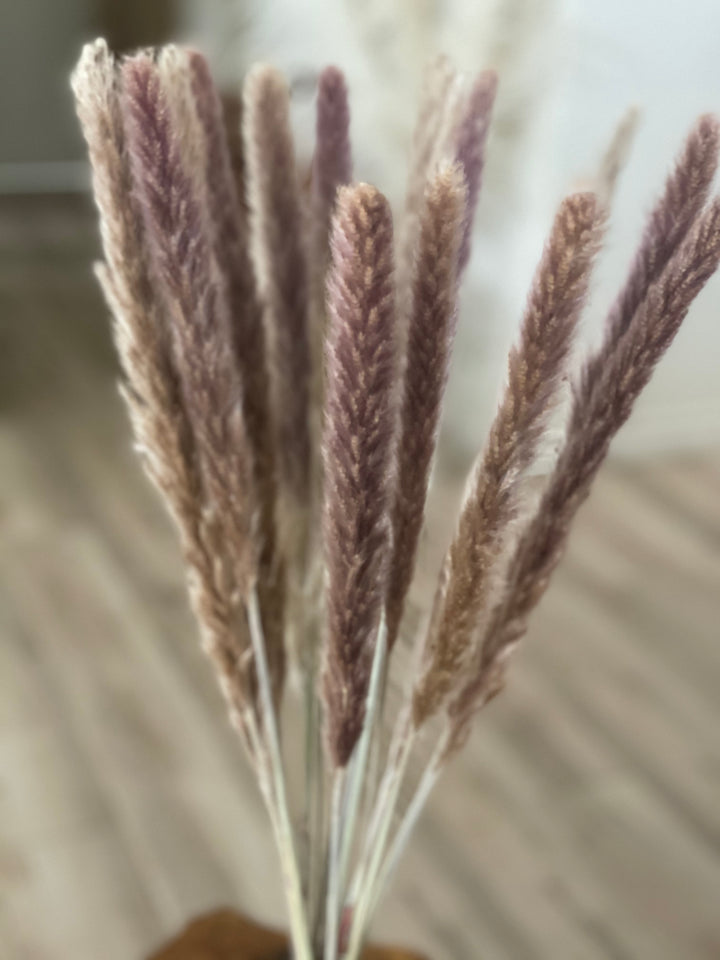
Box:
1 196 719 960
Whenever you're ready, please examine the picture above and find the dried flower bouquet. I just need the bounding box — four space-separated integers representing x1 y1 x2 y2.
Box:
73 38 720 960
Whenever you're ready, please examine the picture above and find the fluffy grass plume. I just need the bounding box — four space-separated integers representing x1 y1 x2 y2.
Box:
385 165 466 652
321 184 397 767
243 65 313 515
122 54 257 595
188 50 286 699
413 191 605 728
453 70 499 275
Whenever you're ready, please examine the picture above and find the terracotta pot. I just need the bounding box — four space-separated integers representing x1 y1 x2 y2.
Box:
147 909 427 960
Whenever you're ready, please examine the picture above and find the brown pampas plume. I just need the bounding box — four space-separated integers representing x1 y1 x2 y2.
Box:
322 184 397 767
412 191 605 728
72 41 257 737
385 165 466 652
187 49 286 701
243 65 313 545
445 194 720 756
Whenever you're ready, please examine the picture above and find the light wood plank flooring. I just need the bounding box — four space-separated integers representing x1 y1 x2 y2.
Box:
1 197 719 960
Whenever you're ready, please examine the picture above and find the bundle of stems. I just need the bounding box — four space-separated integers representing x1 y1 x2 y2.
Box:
73 39 720 960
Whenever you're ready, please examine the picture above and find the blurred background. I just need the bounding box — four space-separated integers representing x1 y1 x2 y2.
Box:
1 1 719 958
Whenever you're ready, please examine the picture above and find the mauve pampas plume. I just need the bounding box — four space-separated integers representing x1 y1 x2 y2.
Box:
73 39 720 960
187 49 286 700
453 70 498 276
385 165 466 651
244 65 312 521
309 66 354 474
322 184 397 767
122 55 256 595
312 66 353 232
156 46 205 187
396 64 497 310
396 56 457 305
310 66 353 316
606 113 720 344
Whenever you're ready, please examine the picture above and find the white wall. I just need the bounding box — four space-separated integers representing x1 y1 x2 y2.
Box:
185 0 720 456
543 0 720 454
0 0 91 191
447 0 720 458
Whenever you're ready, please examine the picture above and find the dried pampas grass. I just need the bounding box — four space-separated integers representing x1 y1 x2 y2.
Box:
413 190 604 729
74 39 720 960
322 183 397 768
385 165 466 653
243 65 313 564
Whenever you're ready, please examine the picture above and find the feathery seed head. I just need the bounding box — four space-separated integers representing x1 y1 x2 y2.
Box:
322 183 397 767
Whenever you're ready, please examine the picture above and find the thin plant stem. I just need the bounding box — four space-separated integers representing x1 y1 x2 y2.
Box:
305 654 325 946
347 706 411 901
310 716 327 958
338 615 388 892
304 664 318 869
244 709 283 839
346 614 429 921
247 590 314 960
367 738 445 921
364 679 386 818
296 580 327 955
345 722 415 960
324 769 346 960
242 709 273 802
